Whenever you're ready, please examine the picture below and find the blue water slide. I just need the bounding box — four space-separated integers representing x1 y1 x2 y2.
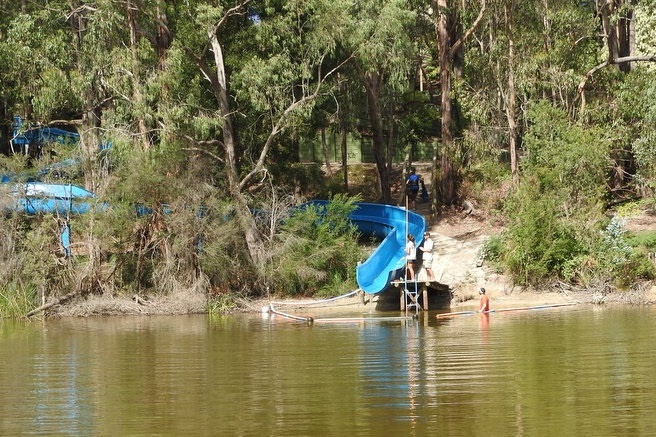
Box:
306 200 426 294
351 203 426 294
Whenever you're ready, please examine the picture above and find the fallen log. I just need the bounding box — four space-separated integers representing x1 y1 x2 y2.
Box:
25 290 81 318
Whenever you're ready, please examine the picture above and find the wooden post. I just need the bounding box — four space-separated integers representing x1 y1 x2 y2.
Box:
422 283 429 310
400 288 405 311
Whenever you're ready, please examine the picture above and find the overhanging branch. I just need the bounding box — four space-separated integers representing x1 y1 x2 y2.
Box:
576 55 656 105
238 54 355 191
449 0 487 59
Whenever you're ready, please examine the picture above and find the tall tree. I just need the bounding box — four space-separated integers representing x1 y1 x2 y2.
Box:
503 0 518 186
179 0 349 265
577 2 656 110
434 0 486 207
345 0 418 203
596 0 633 73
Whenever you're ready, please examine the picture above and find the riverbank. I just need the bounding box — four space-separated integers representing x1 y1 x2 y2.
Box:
48 206 656 318
45 167 656 319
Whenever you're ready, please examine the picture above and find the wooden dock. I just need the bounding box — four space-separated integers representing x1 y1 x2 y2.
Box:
390 279 450 311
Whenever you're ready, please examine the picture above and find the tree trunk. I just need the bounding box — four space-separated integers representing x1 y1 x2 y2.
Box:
386 117 396 172
363 71 392 203
600 1 619 63
127 0 151 151
68 1 101 191
321 128 333 176
155 0 172 67
339 75 349 191
434 0 486 207
437 0 456 205
208 29 265 265
340 124 348 191
616 3 633 73
598 0 633 72
505 0 519 187
0 103 9 155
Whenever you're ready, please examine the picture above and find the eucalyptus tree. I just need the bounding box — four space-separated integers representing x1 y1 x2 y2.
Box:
577 1 656 110
172 0 351 266
340 0 420 203
433 0 486 207
569 2 656 200
0 2 84 125
466 0 599 186
0 1 138 189
122 0 173 150
0 1 31 151
623 5 656 196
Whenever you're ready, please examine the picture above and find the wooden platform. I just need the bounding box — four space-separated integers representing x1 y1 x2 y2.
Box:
390 279 450 311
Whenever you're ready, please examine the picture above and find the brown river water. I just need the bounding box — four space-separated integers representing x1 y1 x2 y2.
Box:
1 305 655 436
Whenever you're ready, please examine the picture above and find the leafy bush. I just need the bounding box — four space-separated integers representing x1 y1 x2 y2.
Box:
560 217 656 288
626 230 656 250
495 102 611 285
481 235 504 263
595 217 655 288
0 282 36 318
262 194 363 297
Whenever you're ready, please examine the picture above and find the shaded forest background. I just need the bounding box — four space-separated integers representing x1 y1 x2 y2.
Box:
1 0 656 316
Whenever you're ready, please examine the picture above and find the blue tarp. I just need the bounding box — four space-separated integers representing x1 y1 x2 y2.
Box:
3 182 105 215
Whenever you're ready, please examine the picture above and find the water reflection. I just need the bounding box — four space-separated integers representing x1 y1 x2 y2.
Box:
1 307 656 435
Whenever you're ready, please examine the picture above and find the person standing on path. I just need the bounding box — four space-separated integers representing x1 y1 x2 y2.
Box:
419 232 435 281
478 287 490 312
405 168 422 210
405 234 417 281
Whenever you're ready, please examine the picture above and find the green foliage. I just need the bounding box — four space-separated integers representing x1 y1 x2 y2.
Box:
604 70 656 194
206 293 240 315
635 4 656 59
269 163 327 198
593 217 655 288
0 214 40 316
495 103 612 284
0 154 31 179
502 186 585 284
0 212 83 316
263 194 363 297
346 0 417 90
0 282 36 318
197 201 253 294
626 230 656 251
522 102 611 213
481 235 504 263
109 147 187 206
0 0 654 310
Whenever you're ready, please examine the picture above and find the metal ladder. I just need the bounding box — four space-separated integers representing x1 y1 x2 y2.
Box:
404 280 420 314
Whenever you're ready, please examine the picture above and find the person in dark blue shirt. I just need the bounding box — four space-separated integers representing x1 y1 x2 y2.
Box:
406 167 422 209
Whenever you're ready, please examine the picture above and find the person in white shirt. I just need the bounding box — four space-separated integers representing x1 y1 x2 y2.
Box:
419 232 435 281
405 234 416 281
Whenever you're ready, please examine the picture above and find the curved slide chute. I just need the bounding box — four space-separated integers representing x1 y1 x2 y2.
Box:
307 200 426 295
